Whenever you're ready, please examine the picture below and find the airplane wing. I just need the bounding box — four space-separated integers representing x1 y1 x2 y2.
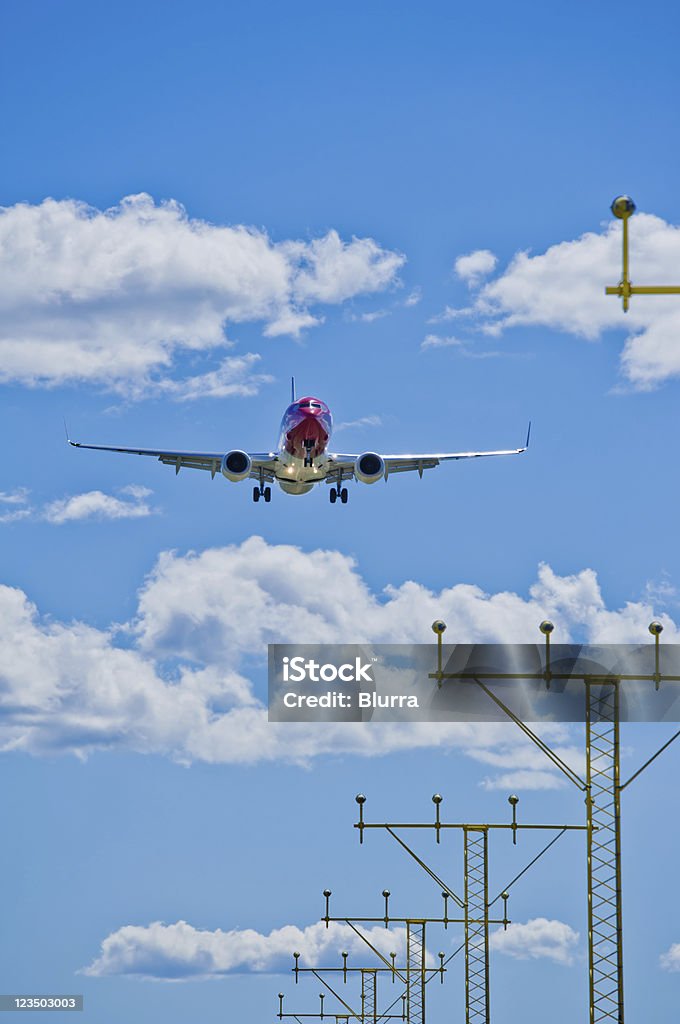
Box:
67 439 278 480
327 424 531 480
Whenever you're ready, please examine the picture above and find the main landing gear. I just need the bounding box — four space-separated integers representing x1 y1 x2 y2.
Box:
253 484 271 503
329 485 348 505
253 468 271 503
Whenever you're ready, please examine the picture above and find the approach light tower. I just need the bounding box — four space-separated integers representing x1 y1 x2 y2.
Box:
353 795 585 1024
429 619 680 1024
277 795 586 1024
605 195 680 310
277 889 449 1024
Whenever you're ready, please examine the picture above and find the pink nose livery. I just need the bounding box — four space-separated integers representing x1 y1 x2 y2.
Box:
68 376 529 504
279 397 332 463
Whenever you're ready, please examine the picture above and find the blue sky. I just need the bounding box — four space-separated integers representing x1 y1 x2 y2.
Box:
2 1 680 1021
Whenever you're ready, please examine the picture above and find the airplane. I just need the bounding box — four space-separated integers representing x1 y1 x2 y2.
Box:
68 379 530 504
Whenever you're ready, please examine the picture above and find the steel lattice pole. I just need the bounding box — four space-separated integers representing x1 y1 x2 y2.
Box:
586 680 624 1024
361 970 377 1024
464 827 490 1024
406 922 426 1024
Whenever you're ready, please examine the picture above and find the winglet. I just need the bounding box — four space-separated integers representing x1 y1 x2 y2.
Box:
525 420 531 449
291 376 296 403
64 418 81 448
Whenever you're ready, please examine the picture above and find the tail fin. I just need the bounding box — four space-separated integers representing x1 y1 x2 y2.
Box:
291 376 296 402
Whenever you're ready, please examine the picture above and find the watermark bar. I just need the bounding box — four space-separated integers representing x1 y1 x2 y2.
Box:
268 644 680 723
0 996 83 1011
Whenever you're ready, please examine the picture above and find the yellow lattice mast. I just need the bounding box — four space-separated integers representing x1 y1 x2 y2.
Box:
354 793 584 1024
429 620 680 1024
277 898 446 1024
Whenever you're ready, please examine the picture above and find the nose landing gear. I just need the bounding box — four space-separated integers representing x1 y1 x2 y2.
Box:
303 438 315 468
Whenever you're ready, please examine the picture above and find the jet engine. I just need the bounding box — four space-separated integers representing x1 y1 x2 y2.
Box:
221 450 252 482
354 452 385 484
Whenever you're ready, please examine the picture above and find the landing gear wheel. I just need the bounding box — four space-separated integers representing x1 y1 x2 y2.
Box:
340 488 348 504
329 489 337 504
253 487 260 502
264 486 271 503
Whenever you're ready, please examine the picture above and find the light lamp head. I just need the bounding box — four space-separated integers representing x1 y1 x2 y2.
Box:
610 196 639 221
611 195 636 219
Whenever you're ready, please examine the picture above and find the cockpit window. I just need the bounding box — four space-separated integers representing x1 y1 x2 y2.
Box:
299 400 322 409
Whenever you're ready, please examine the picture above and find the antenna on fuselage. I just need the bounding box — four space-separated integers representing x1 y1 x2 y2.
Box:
291 376 296 403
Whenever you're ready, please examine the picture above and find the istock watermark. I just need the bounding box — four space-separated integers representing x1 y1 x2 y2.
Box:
268 645 427 722
282 655 375 684
268 644 680 723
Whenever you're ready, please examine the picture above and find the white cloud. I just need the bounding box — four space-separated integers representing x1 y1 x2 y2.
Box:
0 508 31 524
353 309 389 323
480 770 567 791
490 918 579 965
83 919 412 980
454 249 498 286
334 415 383 432
427 305 462 324
42 486 156 524
0 488 30 505
472 739 583 790
660 943 680 971
421 334 464 351
0 195 404 393
403 287 422 307
643 573 678 609
420 334 506 358
122 354 272 403
287 231 404 305
0 537 675 767
0 487 31 523
0 487 157 526
441 213 680 389
262 308 322 338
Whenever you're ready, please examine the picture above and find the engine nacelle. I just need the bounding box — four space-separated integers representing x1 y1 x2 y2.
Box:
354 452 385 484
221 450 252 482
